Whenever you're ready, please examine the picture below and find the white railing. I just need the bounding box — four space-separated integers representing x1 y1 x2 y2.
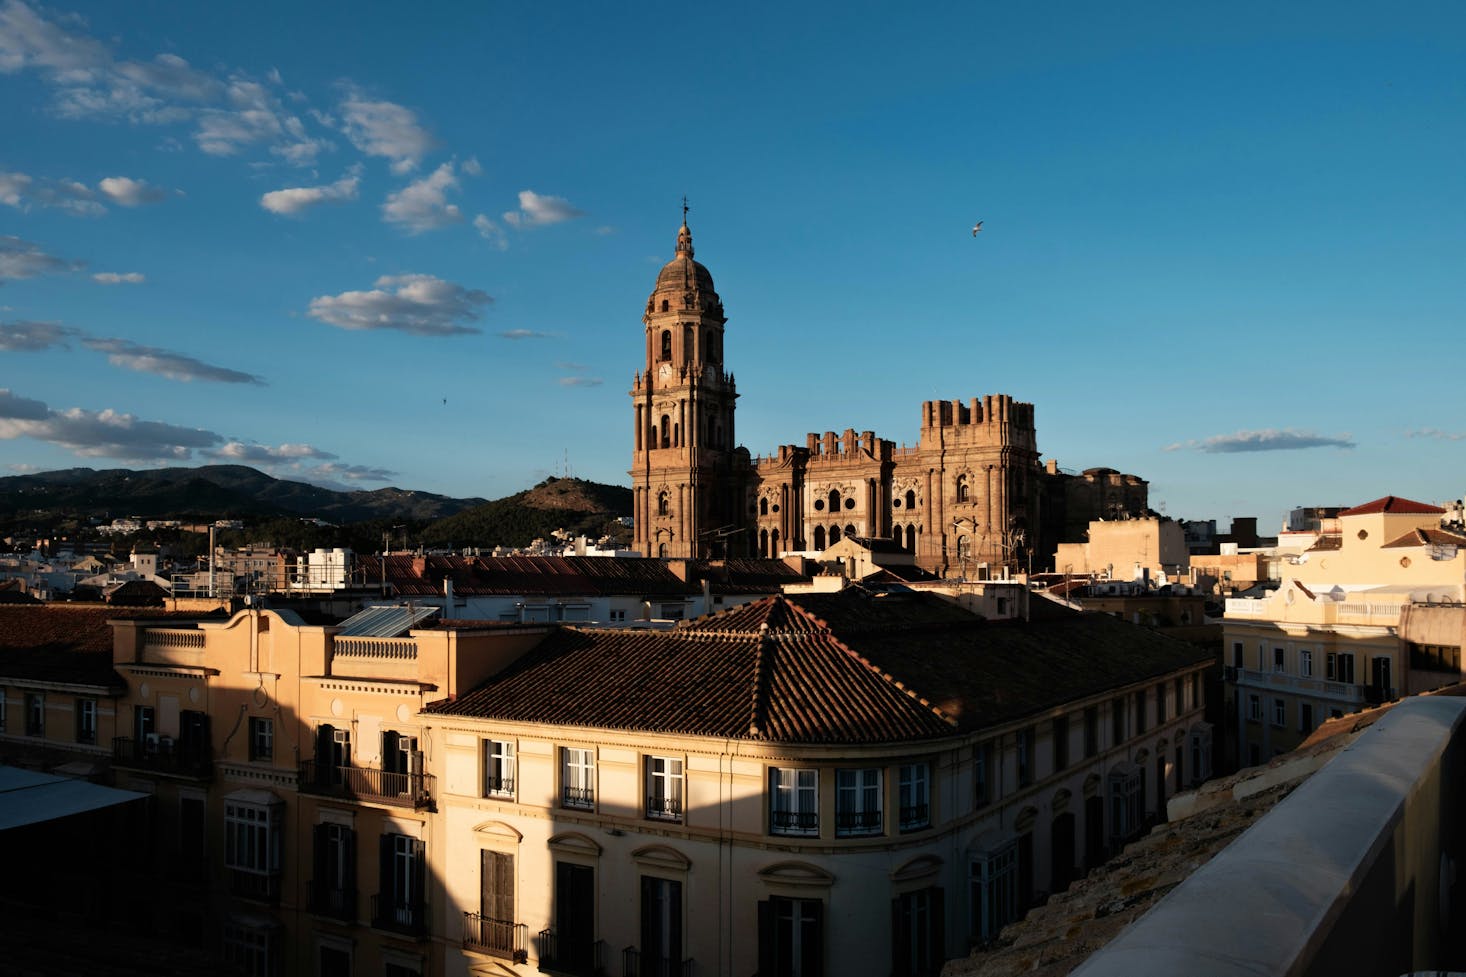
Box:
333 636 418 660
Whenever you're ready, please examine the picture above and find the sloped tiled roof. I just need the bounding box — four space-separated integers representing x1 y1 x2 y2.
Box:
1341 495 1444 516
427 589 1210 744
1380 527 1466 549
0 604 218 688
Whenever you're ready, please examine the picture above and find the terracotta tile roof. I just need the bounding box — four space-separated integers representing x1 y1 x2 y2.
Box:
1380 527 1466 549
0 604 216 688
427 589 1211 743
363 554 704 599
684 558 811 593
1340 495 1445 516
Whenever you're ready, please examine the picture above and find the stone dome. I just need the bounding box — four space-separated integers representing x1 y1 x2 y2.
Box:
650 222 718 305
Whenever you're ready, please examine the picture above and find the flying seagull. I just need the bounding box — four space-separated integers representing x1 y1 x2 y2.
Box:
972 220 984 236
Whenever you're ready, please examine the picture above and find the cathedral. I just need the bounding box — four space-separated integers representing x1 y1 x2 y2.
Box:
629 215 1148 574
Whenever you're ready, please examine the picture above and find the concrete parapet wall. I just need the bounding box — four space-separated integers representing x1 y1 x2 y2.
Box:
1072 695 1466 977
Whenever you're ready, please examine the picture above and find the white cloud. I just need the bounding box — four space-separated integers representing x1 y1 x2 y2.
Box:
502 189 585 228
297 461 397 484
81 337 266 384
498 328 553 340
473 213 508 250
92 271 145 284
260 169 360 215
340 93 433 174
98 175 166 206
0 320 76 351
0 1 110 78
0 235 80 283
382 162 463 233
461 156 482 177
1164 429 1356 454
1406 428 1466 442
307 273 491 336
0 393 222 460
209 441 336 463
558 376 603 388
0 170 105 215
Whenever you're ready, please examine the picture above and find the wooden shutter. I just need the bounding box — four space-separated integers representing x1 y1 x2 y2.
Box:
343 827 356 895
379 833 393 906
410 838 425 911
312 823 328 888
757 899 774 977
891 897 905 977
804 899 824 977
929 888 945 977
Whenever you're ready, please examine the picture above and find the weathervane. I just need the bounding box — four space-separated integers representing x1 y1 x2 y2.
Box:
682 195 689 224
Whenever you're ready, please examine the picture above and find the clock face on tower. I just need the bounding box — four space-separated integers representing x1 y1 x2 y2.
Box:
658 362 673 380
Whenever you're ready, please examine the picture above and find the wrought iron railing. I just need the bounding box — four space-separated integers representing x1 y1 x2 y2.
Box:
536 927 604 975
835 808 883 835
645 794 682 821
769 809 819 834
464 912 527 961
485 775 516 797
372 893 427 939
562 786 595 810
112 736 213 778
307 881 356 922
621 946 692 977
898 803 930 830
298 759 433 810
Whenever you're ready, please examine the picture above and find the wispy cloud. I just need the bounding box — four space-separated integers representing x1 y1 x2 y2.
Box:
382 161 464 233
1406 428 1466 442
502 190 585 228
208 441 336 463
498 328 553 340
260 168 360 215
81 337 266 384
308 273 490 336
97 175 166 206
0 320 77 351
1164 429 1356 454
558 376 603 388
0 170 104 215
473 213 507 250
0 235 81 283
340 90 434 174
92 271 145 284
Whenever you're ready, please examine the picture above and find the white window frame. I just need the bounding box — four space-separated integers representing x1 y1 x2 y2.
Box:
646 755 683 821
1273 647 1286 673
224 798 282 876
1188 725 1213 784
222 920 278 977
249 716 273 761
76 696 97 745
1108 767 1143 845
898 763 930 831
1272 698 1286 728
561 747 595 810
1299 650 1313 677
970 840 1018 942
485 739 516 798
1247 694 1261 722
769 767 819 836
835 768 882 836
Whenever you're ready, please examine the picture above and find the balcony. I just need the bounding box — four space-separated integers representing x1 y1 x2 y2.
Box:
561 786 595 811
372 894 427 939
536 928 604 976
298 759 434 810
1231 668 1366 705
899 803 930 830
835 809 883 836
645 794 682 822
463 912 527 962
769 809 819 835
307 881 356 922
112 736 212 779
485 775 515 798
229 869 280 904
621 947 692 977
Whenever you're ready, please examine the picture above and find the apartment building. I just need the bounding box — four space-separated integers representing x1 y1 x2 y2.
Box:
1224 496 1466 765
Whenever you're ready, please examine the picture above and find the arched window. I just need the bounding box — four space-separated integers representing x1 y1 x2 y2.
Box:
658 543 668 558
905 489 916 510
759 529 769 557
813 526 826 550
844 524 856 539
659 415 670 449
657 492 669 517
684 325 694 360
660 330 672 361
770 529 780 555
828 489 840 512
957 474 970 503
759 498 769 516
714 424 723 447
829 525 842 545
661 300 669 313
905 525 916 550
956 535 970 561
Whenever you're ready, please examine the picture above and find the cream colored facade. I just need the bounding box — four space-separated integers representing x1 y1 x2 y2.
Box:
1224 498 1465 765
429 670 1211 977
1053 517 1189 584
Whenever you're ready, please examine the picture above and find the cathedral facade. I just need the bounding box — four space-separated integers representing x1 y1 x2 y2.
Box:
630 218 1147 573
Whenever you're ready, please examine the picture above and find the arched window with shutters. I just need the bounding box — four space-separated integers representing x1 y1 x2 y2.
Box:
956 474 969 503
657 492 669 517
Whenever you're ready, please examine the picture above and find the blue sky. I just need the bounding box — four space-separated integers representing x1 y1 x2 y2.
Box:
1 1 1463 532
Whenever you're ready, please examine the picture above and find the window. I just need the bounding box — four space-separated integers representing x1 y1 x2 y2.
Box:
468 849 517 955
310 822 356 919
956 474 970 503
1272 698 1286 728
485 740 515 797
836 768 882 836
75 697 97 745
1189 725 1213 784
553 862 597 972
660 330 671 360
899 763 930 831
1231 641 1243 669
1298 650 1312 677
1083 707 1098 759
1327 652 1356 684
0 689 6 731
378 833 426 933
1016 728 1034 787
25 692 43 736
758 896 823 977
1155 684 1167 723
657 491 669 516
225 795 283 901
1108 766 1143 847
222 920 279 977
769 767 819 836
561 747 595 810
1191 673 1202 709
893 887 945 977
974 743 993 808
1110 698 1126 746
249 716 273 761
1134 689 1147 735
1273 647 1286 673
646 756 683 820
1173 678 1184 717
640 876 683 974
1300 702 1314 733
970 841 1018 942
1247 694 1261 722
609 609 627 624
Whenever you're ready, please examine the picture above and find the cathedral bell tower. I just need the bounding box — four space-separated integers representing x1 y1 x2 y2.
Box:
630 210 740 558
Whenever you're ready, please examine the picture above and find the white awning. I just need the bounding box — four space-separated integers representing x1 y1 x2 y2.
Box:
0 765 149 831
